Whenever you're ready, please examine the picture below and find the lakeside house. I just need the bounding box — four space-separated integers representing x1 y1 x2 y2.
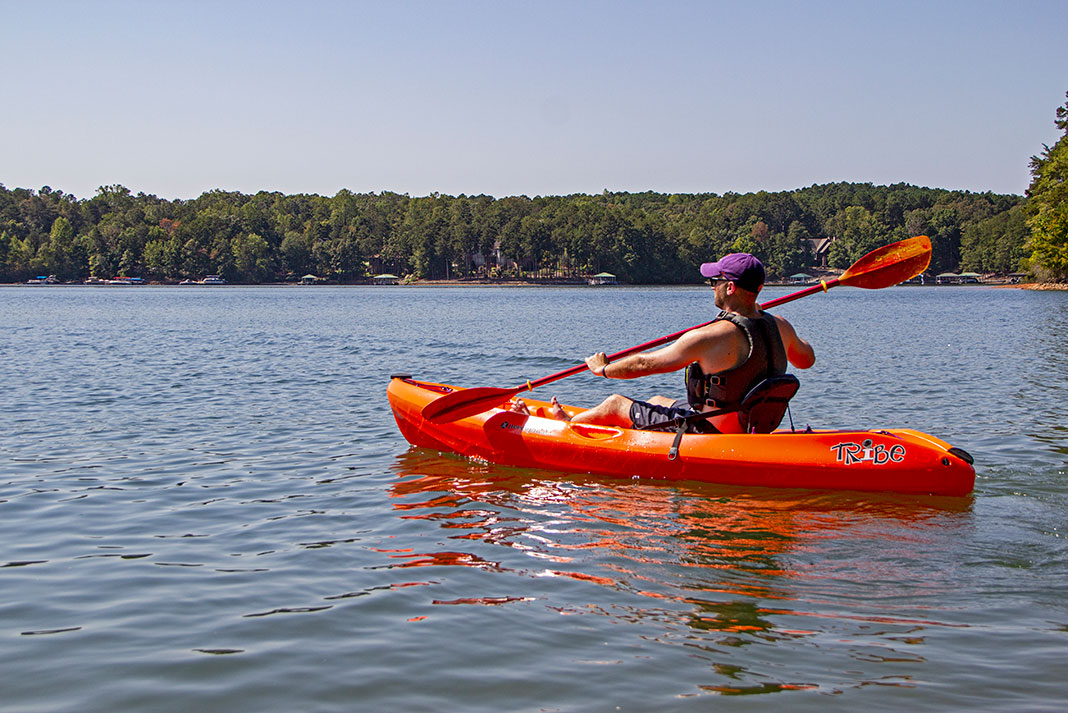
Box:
372 274 400 285
299 274 320 285
804 237 835 267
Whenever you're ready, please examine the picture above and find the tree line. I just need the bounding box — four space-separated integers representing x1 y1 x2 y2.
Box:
0 180 1035 285
1025 91 1068 282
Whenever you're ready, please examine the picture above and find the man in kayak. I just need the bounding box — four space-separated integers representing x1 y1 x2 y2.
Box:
514 253 815 433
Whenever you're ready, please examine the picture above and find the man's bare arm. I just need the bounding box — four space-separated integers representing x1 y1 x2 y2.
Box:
773 315 815 369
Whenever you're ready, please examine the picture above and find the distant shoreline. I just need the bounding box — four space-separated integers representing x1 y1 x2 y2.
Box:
986 282 1068 291
0 280 587 288
3 280 1066 290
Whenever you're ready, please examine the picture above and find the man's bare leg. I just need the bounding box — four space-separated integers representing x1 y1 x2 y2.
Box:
569 394 634 427
512 395 634 428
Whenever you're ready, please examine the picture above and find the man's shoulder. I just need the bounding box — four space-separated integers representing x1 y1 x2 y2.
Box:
719 308 770 325
699 317 740 333
692 317 749 346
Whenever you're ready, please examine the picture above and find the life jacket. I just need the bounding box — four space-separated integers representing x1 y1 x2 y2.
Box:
685 310 788 413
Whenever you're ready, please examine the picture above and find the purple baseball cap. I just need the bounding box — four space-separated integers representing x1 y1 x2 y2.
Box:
700 253 765 292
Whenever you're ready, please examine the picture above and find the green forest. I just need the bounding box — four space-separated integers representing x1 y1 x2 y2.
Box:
0 182 1031 284
2 93 1065 285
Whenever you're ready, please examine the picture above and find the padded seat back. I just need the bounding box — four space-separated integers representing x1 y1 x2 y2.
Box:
735 374 800 434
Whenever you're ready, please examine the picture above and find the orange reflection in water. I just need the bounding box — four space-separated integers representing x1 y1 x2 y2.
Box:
388 449 972 608
386 449 976 695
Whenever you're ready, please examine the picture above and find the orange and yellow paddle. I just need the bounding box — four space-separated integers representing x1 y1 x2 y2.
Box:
421 235 932 424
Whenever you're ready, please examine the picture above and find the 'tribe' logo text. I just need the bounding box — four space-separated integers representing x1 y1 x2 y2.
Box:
831 439 906 465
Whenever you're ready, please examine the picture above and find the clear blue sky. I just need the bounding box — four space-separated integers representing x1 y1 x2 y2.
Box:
2 0 1065 200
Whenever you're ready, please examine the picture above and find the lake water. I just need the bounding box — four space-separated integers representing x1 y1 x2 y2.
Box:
1 284 1066 712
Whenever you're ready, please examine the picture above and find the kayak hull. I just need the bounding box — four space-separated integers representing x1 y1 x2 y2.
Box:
387 377 976 496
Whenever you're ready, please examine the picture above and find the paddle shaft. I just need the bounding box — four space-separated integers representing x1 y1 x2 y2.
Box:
760 277 839 309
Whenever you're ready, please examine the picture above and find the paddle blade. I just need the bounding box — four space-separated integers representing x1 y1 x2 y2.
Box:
838 235 931 289
422 385 524 424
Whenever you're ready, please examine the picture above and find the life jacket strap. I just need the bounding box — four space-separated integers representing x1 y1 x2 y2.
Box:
661 408 730 460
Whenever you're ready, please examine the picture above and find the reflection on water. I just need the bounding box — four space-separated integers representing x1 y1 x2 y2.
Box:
388 448 976 695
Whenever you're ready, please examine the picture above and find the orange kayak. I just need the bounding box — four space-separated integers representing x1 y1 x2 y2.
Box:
388 376 976 496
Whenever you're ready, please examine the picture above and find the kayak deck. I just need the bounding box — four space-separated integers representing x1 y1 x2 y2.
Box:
388 376 975 496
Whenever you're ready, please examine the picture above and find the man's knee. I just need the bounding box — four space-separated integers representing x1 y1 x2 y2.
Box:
602 393 633 416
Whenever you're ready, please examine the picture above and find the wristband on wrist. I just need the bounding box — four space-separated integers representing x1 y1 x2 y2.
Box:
600 364 610 378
